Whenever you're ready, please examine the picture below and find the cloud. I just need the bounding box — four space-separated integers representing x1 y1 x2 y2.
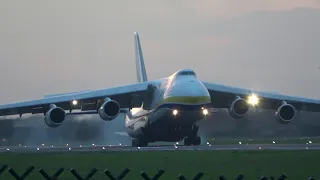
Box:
1 1 320 147
2 108 320 146
0 113 129 146
0 2 320 113
198 8 320 98
191 0 320 19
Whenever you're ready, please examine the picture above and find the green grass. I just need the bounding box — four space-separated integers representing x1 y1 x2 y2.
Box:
0 150 320 179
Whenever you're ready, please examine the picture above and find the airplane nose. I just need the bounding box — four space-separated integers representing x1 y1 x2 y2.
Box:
164 79 211 104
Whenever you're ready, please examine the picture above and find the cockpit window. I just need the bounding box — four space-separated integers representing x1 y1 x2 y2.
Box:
178 71 196 76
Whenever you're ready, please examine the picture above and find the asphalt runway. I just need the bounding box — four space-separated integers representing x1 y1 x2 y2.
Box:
1 143 320 153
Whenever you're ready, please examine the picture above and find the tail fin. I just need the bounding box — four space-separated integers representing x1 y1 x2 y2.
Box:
134 32 148 82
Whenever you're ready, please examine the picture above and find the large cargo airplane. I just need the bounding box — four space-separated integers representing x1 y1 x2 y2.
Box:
1 32 320 147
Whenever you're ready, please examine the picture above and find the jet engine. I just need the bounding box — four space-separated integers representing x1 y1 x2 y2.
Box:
98 98 120 121
275 103 296 124
229 97 250 119
44 105 66 128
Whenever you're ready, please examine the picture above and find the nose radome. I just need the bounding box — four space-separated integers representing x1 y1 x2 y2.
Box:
164 79 211 104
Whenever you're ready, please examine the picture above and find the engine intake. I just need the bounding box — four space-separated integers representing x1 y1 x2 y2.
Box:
276 104 296 124
229 98 250 119
44 105 66 128
98 98 120 121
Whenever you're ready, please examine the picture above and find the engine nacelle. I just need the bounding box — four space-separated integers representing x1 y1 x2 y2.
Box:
229 98 250 119
44 105 66 128
275 103 296 124
98 98 120 121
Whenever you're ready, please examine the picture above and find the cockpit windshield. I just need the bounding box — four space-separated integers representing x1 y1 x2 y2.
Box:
177 70 196 76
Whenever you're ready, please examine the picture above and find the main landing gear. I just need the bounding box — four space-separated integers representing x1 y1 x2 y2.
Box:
184 124 201 146
132 136 148 147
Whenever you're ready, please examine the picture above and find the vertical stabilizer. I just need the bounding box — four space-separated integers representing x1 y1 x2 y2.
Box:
134 32 148 82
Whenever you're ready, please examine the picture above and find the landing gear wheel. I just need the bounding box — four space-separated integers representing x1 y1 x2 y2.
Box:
192 124 199 133
132 137 148 147
184 136 201 146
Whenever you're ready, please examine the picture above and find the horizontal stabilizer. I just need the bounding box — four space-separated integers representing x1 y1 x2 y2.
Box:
209 108 218 113
114 132 129 136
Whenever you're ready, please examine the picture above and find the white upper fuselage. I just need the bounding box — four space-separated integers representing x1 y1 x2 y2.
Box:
125 69 212 138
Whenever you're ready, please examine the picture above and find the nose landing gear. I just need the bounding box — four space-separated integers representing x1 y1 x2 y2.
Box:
132 136 148 147
184 124 201 146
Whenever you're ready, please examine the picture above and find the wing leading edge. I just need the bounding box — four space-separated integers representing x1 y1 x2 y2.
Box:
0 82 155 117
203 81 320 112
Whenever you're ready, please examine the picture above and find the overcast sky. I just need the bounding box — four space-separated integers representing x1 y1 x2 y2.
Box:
1 0 320 104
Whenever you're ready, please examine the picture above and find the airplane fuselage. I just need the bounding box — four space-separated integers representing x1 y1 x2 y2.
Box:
125 69 212 143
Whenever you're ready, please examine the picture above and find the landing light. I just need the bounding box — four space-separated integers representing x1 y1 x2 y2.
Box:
248 94 259 106
202 109 208 115
173 109 178 116
72 100 78 105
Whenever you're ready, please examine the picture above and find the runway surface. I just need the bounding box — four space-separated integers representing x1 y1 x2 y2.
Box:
1 143 320 153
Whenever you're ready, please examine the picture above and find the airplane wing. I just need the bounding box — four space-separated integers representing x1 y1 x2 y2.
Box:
0 82 155 117
202 81 320 112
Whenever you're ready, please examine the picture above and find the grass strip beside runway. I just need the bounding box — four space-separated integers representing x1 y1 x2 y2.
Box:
0 150 319 179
